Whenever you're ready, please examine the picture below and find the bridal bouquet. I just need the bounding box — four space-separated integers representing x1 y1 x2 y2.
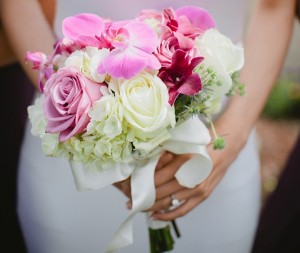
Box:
27 6 244 253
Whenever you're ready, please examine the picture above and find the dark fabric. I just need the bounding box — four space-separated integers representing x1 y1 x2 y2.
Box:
251 133 300 253
0 62 34 252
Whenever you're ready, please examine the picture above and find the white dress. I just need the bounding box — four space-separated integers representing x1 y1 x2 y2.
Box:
18 1 261 253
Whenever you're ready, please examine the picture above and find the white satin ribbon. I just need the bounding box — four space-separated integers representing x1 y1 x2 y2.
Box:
70 116 212 252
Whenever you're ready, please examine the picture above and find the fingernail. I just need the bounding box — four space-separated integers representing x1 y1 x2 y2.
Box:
126 201 132 209
151 215 158 220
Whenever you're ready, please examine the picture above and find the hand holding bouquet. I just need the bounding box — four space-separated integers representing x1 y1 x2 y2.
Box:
27 5 244 253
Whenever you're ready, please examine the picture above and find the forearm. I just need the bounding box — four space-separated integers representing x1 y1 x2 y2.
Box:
217 0 296 147
0 26 15 66
0 0 57 87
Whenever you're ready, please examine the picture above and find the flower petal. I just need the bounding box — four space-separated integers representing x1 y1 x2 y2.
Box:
176 6 215 32
62 13 105 46
177 74 202 95
102 48 149 79
125 21 159 53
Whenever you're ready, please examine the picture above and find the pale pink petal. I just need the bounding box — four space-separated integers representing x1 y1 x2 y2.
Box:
125 21 159 53
62 13 105 46
146 54 161 70
47 116 74 133
176 6 215 31
59 109 90 141
25 51 47 68
174 32 194 50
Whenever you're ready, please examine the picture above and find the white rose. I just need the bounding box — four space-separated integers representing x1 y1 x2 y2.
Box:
119 71 175 140
65 46 109 82
195 28 244 98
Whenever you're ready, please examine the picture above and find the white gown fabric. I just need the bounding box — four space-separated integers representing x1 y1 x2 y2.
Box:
18 1 261 253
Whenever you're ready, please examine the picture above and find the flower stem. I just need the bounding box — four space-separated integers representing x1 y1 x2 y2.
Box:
149 225 174 253
171 220 181 238
206 115 226 150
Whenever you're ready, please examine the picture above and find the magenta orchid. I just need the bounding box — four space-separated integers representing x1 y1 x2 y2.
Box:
158 50 203 105
98 20 161 79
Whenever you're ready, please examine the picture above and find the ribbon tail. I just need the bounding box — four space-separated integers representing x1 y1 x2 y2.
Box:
105 155 160 253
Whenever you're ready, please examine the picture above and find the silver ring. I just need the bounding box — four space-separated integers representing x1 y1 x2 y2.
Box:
171 194 180 208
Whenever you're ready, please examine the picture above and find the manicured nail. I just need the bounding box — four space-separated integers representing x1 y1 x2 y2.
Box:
151 215 158 220
126 201 132 209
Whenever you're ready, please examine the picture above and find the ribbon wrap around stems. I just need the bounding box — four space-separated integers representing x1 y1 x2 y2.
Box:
70 116 212 253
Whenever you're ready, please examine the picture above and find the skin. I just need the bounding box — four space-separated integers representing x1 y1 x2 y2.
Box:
118 0 297 221
0 0 57 85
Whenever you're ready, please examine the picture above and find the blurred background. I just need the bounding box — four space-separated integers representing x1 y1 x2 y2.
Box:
246 7 300 203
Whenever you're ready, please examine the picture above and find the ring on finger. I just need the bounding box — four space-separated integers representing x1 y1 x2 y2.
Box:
170 194 180 209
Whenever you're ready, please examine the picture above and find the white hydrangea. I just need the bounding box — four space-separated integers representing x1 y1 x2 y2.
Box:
28 95 47 138
41 133 68 158
88 93 124 139
65 46 110 82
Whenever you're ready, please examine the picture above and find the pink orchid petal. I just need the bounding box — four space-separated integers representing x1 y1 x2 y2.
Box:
146 54 161 70
176 6 215 31
103 47 148 79
25 51 46 67
99 20 160 79
125 21 159 53
62 13 105 46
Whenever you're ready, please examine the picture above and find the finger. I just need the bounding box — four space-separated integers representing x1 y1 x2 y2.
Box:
149 186 195 212
155 179 182 200
151 196 204 221
128 180 183 211
156 151 175 170
154 154 193 187
114 177 131 198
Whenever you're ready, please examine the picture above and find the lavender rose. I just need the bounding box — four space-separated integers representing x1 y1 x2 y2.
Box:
43 67 104 141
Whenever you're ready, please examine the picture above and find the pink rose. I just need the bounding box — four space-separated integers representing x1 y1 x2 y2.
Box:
43 67 104 141
156 33 195 67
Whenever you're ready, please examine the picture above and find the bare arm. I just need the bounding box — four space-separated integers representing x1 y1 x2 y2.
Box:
0 0 57 87
219 0 296 146
0 27 15 66
149 0 297 221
